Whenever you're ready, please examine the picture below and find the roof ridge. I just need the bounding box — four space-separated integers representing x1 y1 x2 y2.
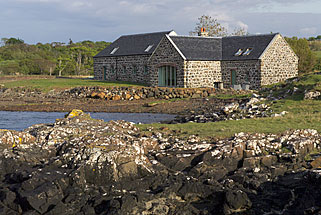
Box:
223 33 279 38
121 30 173 37
170 35 222 39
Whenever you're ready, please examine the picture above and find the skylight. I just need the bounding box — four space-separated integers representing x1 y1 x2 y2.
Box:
144 44 154 52
243 48 253 56
234 49 243 56
110 47 119 55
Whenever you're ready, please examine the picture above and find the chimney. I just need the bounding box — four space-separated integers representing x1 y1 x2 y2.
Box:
198 27 209 37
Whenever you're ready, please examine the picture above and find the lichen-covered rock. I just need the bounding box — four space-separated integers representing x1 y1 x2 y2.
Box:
170 94 274 123
0 129 36 147
304 90 321 100
0 111 320 214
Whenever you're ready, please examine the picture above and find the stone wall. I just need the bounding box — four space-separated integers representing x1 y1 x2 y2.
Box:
221 60 261 89
93 55 150 84
78 86 217 100
94 34 298 89
260 34 298 86
148 36 185 87
184 61 221 88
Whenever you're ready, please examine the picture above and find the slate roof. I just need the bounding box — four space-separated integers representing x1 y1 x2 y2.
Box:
95 30 278 61
169 36 222 61
168 33 277 61
94 31 173 58
221 33 277 60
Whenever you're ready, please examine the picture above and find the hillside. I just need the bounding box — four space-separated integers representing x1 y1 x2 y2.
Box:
0 39 110 76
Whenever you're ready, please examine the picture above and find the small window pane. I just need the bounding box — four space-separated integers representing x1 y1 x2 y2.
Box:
234 49 243 56
144 45 154 52
243 48 253 56
110 47 119 55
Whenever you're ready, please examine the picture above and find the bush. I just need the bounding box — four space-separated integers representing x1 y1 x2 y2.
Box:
285 37 317 74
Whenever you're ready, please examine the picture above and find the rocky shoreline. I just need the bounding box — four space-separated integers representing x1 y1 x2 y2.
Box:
0 110 320 214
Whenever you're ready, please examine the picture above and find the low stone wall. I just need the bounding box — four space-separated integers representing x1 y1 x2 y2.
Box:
0 86 251 102
63 86 218 100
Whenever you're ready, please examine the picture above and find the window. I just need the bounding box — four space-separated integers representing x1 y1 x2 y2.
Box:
111 65 115 74
231 70 236 85
132 65 137 74
123 65 126 73
245 71 249 82
158 66 177 87
110 47 119 55
144 45 154 52
243 48 253 56
234 49 243 56
144 65 148 75
103 66 107 80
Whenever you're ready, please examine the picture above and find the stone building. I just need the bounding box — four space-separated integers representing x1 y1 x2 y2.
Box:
94 30 298 89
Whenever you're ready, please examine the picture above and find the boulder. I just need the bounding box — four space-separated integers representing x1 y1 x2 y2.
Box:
304 91 321 100
311 156 321 169
112 95 121 100
224 190 252 214
134 95 140 100
65 109 84 118
223 103 239 114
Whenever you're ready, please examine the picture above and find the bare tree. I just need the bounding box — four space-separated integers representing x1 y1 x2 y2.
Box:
231 27 249 36
190 15 228 37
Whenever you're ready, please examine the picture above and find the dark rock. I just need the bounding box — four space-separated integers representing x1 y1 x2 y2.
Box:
0 111 320 214
224 190 252 214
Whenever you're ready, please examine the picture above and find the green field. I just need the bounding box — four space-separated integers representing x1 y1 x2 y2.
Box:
0 77 146 92
138 99 321 138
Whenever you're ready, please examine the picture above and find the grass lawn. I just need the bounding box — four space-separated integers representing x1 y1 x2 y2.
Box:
0 77 146 92
138 99 321 138
138 73 321 138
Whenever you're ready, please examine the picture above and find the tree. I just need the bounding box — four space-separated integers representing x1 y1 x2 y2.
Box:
0 38 110 76
285 37 317 74
56 56 71 76
5 38 24 46
308 37 316 41
231 27 249 36
190 15 228 37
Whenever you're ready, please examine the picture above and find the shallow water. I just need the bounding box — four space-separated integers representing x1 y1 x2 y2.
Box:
0 111 176 131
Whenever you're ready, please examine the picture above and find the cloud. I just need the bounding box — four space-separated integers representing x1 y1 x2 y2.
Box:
240 12 321 37
299 27 318 35
1 0 320 43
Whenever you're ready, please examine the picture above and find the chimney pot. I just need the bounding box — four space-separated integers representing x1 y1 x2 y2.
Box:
198 27 208 37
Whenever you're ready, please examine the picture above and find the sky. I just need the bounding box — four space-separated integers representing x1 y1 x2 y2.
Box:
0 0 320 44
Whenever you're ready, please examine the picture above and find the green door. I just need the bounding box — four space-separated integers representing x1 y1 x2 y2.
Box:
158 66 177 87
231 70 236 85
158 67 165 86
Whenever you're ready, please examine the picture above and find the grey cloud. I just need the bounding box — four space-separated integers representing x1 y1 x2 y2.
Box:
1 0 320 43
